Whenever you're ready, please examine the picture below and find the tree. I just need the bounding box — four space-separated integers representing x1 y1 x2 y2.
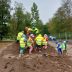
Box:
62 0 72 17
0 0 11 40
10 2 32 36
24 12 31 27
14 2 25 33
42 24 49 35
9 15 18 36
31 2 39 27
48 0 72 34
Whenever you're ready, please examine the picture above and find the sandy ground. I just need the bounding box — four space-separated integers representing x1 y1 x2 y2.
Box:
0 41 72 72
0 41 13 48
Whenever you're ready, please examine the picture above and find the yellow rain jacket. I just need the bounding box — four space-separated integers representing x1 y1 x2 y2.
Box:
35 28 39 34
42 38 48 45
35 34 43 45
17 31 24 41
20 37 26 48
32 27 39 34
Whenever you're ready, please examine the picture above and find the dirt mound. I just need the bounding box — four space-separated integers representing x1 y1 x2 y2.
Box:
0 42 72 72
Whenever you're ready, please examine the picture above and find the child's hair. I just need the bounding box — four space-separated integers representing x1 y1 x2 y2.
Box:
44 34 48 37
30 34 35 38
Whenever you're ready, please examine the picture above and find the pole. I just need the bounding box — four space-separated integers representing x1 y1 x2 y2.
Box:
65 32 67 41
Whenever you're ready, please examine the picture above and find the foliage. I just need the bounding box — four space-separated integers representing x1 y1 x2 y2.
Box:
0 0 11 40
31 2 39 27
9 2 32 35
24 12 31 27
48 0 72 34
14 2 25 32
41 24 50 35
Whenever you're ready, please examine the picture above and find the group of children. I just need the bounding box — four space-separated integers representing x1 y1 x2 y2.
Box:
17 27 48 57
50 36 67 55
17 27 67 57
56 40 67 55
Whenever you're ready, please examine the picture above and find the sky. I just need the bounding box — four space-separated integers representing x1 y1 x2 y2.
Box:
11 0 61 24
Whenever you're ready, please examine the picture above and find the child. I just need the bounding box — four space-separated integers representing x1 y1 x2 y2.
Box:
17 31 24 43
19 36 26 57
35 34 44 52
32 27 39 36
27 34 34 54
42 34 48 49
56 42 62 55
60 41 67 54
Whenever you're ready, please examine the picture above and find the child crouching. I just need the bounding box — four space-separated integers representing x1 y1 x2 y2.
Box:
56 42 62 55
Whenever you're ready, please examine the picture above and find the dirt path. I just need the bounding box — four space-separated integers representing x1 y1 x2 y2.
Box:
0 42 72 72
0 42 14 55
0 42 12 48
